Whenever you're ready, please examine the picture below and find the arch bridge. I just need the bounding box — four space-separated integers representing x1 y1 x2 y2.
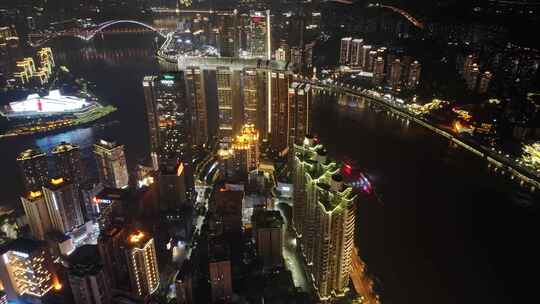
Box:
29 20 167 47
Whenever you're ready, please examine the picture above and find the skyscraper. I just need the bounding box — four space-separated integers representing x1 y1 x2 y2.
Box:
406 60 422 89
350 39 364 67
0 239 55 301
215 11 239 58
17 149 49 192
175 260 193 304
389 58 402 91
292 137 357 300
216 67 235 146
42 177 84 234
143 73 192 170
373 56 385 85
242 69 259 126
360 45 372 70
339 37 352 65
185 67 209 146
270 71 292 153
143 73 193 200
67 245 111 304
51 142 84 185
124 230 160 299
20 190 52 240
93 139 129 189
288 82 312 148
248 10 271 59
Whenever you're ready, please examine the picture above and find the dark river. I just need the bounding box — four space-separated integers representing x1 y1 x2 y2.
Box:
0 33 538 304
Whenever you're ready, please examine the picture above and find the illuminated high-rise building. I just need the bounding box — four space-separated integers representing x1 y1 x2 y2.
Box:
97 227 127 289
467 63 480 91
288 82 312 149
215 11 239 57
143 73 193 199
124 230 160 299
37 47 55 75
14 57 36 84
366 50 378 72
478 70 492 94
389 58 402 91
270 71 292 153
292 138 357 300
216 67 242 146
93 139 129 189
17 148 49 192
52 142 84 185
275 47 287 61
20 191 52 240
185 67 209 146
360 45 372 70
42 177 84 234
68 245 111 304
248 10 271 59
290 46 302 66
406 60 421 89
242 69 259 126
373 56 385 85
339 37 352 65
0 239 55 301
232 124 260 176
350 39 364 67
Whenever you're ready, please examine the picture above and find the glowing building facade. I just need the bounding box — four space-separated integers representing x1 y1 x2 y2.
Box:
0 239 54 301
185 67 209 146
292 137 357 300
20 191 52 240
93 139 129 189
17 148 49 192
42 178 84 234
270 71 292 153
52 142 84 185
232 124 260 176
124 231 160 298
248 10 271 59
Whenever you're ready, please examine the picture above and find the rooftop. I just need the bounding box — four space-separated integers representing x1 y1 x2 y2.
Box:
68 245 103 277
52 142 79 154
252 210 283 229
17 148 45 161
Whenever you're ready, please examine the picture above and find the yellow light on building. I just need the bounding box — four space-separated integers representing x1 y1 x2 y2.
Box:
50 178 64 185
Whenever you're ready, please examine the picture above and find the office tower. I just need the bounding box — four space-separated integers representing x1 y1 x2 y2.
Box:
213 189 243 235
248 10 271 59
52 142 84 185
185 67 209 146
208 241 232 304
389 58 402 91
232 124 260 177
17 148 49 192
93 139 129 189
251 210 284 270
216 11 239 57
242 69 259 126
360 45 372 70
339 37 352 65
406 61 422 89
275 47 286 61
0 239 55 301
20 191 52 240
143 73 193 199
478 71 492 93
143 73 192 169
175 260 193 304
98 227 127 289
14 57 36 84
350 39 364 67
37 47 55 74
292 138 357 300
42 177 84 234
373 56 385 85
270 71 292 153
124 230 160 298
288 82 312 148
68 245 111 304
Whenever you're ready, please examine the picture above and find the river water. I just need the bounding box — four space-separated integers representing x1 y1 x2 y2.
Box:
0 34 538 304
